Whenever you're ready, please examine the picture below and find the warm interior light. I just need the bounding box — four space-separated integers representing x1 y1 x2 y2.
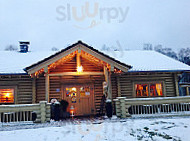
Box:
5 93 10 97
70 106 75 118
72 87 76 92
0 89 14 103
77 66 83 73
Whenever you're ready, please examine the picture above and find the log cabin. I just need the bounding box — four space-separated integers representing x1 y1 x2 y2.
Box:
0 41 190 116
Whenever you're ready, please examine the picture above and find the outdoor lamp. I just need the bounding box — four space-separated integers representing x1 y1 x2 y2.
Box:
70 105 75 118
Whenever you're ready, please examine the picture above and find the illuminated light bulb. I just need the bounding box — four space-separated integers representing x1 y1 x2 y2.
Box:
77 66 83 73
70 106 75 119
5 93 10 97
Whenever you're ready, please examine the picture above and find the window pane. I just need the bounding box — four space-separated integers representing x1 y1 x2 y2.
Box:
66 87 77 97
80 86 90 97
0 89 14 103
135 84 148 97
150 83 163 97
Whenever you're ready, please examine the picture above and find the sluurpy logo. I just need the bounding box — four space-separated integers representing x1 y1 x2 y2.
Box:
56 2 129 29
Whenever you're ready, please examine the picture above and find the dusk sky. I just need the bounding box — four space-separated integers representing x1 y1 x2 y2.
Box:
0 0 190 51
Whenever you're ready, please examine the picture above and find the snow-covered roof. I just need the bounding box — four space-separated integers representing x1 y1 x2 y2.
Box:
103 50 190 72
0 49 190 74
0 51 55 74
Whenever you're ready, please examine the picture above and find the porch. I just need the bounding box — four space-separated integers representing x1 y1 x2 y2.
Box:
26 42 129 116
1 96 190 123
114 96 190 118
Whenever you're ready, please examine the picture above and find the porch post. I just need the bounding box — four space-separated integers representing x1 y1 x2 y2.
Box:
108 71 112 100
104 66 112 100
186 87 189 96
104 66 108 83
44 66 49 102
77 49 81 67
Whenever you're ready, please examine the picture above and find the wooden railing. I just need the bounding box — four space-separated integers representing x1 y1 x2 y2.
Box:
114 96 190 118
0 101 50 123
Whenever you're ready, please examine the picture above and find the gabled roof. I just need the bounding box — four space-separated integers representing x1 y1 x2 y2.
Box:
0 41 190 74
25 41 132 74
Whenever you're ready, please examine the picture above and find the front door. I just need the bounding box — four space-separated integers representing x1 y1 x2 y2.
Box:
63 84 94 116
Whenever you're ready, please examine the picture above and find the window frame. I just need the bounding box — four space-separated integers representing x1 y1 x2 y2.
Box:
133 81 165 98
0 86 17 104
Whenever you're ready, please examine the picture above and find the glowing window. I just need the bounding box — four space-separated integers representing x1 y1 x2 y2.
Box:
66 87 77 97
150 83 163 97
0 89 14 103
135 83 163 97
80 86 90 97
135 84 148 97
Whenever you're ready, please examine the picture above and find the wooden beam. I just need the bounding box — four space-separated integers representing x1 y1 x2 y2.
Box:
187 87 189 96
110 65 114 72
77 51 81 67
104 66 112 100
32 77 36 103
49 72 104 76
45 73 49 102
104 66 108 83
44 66 49 102
80 45 129 72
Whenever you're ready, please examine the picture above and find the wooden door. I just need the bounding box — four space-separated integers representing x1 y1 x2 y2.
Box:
63 86 79 115
63 84 94 116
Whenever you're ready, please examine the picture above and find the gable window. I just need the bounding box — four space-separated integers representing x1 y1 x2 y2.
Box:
0 88 14 103
135 83 163 97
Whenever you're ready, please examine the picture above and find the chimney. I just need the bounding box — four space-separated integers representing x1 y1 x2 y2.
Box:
19 41 30 53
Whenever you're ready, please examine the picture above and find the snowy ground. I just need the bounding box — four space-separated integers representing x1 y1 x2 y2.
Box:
0 116 190 141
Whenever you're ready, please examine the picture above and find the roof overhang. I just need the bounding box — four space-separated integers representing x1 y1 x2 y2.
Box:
25 41 132 75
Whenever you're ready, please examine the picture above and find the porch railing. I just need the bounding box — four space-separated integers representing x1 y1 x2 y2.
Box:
114 96 190 118
0 101 50 123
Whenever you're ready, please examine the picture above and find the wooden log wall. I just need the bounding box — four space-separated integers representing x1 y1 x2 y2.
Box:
36 75 45 102
0 75 33 104
81 57 103 72
49 76 62 101
111 75 118 114
36 76 62 103
117 72 178 98
35 75 105 114
0 71 179 109
49 57 77 73
93 75 104 114
111 76 118 100
49 56 103 73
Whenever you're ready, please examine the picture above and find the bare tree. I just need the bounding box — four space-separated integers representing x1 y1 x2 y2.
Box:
143 43 153 50
178 48 190 64
51 47 59 51
154 44 178 60
4 45 18 51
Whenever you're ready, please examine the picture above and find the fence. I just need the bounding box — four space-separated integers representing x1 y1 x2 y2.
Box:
114 96 190 118
0 101 50 123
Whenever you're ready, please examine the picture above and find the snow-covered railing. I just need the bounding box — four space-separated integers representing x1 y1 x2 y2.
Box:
0 101 50 123
114 96 190 118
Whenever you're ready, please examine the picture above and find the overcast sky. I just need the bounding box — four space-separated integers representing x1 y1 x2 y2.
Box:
0 0 190 51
